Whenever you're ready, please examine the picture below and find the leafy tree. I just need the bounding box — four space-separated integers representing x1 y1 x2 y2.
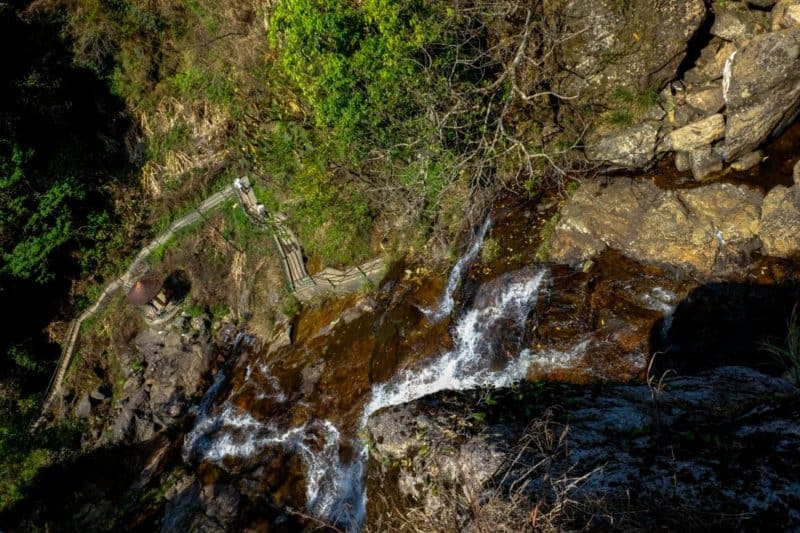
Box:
0 142 86 282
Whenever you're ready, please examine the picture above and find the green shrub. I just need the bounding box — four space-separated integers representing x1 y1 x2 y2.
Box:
270 0 453 148
281 294 301 318
481 237 500 264
761 306 800 385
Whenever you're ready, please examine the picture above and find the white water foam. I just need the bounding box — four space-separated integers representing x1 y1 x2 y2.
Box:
641 286 678 339
367 268 547 422
185 266 554 532
424 217 492 322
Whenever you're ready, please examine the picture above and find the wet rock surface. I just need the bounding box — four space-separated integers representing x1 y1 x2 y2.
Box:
366 366 800 530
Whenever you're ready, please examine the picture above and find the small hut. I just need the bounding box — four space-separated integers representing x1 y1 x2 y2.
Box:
127 272 168 316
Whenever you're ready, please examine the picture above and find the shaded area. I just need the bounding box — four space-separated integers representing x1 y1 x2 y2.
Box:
366 366 800 531
0 1 135 393
163 270 191 303
651 279 800 375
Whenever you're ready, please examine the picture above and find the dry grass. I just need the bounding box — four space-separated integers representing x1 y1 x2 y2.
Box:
139 98 230 198
366 409 603 533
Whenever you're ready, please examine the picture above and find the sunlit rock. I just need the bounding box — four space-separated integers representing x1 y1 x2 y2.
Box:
723 29 800 160
759 184 800 257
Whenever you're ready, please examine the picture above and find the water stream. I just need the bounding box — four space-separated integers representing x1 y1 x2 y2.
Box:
183 228 553 531
424 217 492 321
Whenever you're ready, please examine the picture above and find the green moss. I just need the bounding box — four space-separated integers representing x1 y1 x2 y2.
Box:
480 237 500 264
535 213 560 262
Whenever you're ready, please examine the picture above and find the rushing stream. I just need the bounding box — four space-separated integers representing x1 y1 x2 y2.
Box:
183 224 555 530
424 216 492 322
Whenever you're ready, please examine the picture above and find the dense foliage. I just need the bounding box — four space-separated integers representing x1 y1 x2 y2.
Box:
0 3 131 285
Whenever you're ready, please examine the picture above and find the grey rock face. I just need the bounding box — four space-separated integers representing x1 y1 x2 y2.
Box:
107 318 214 444
366 367 800 530
723 29 800 160
711 7 763 43
367 400 513 503
555 0 706 105
585 121 661 168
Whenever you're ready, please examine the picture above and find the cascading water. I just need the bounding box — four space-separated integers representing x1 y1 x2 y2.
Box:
182 231 552 532
365 268 547 420
424 217 492 321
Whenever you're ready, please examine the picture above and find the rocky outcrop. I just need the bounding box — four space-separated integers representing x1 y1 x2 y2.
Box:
723 29 800 160
161 475 242 533
554 0 706 105
550 177 800 274
367 402 511 507
105 314 214 443
366 366 800 530
711 6 766 43
668 114 725 151
549 178 764 275
585 2 800 177
772 0 800 29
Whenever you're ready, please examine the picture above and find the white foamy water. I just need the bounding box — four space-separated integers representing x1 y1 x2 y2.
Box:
366 268 547 422
184 266 554 532
641 286 678 339
424 217 492 321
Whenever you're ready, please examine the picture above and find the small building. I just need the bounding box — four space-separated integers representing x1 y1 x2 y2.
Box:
127 272 169 317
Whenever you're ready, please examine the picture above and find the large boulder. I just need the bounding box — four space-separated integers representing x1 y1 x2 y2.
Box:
366 402 511 504
668 114 726 151
553 0 706 105
585 121 661 168
549 178 764 275
723 29 800 160
772 0 800 30
711 6 767 43
759 184 800 257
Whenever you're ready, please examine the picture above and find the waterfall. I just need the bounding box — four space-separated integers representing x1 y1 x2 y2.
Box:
366 268 547 421
329 267 549 530
424 217 492 321
641 286 678 339
182 262 550 532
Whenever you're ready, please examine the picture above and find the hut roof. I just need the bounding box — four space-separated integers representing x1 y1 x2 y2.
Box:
127 272 163 305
